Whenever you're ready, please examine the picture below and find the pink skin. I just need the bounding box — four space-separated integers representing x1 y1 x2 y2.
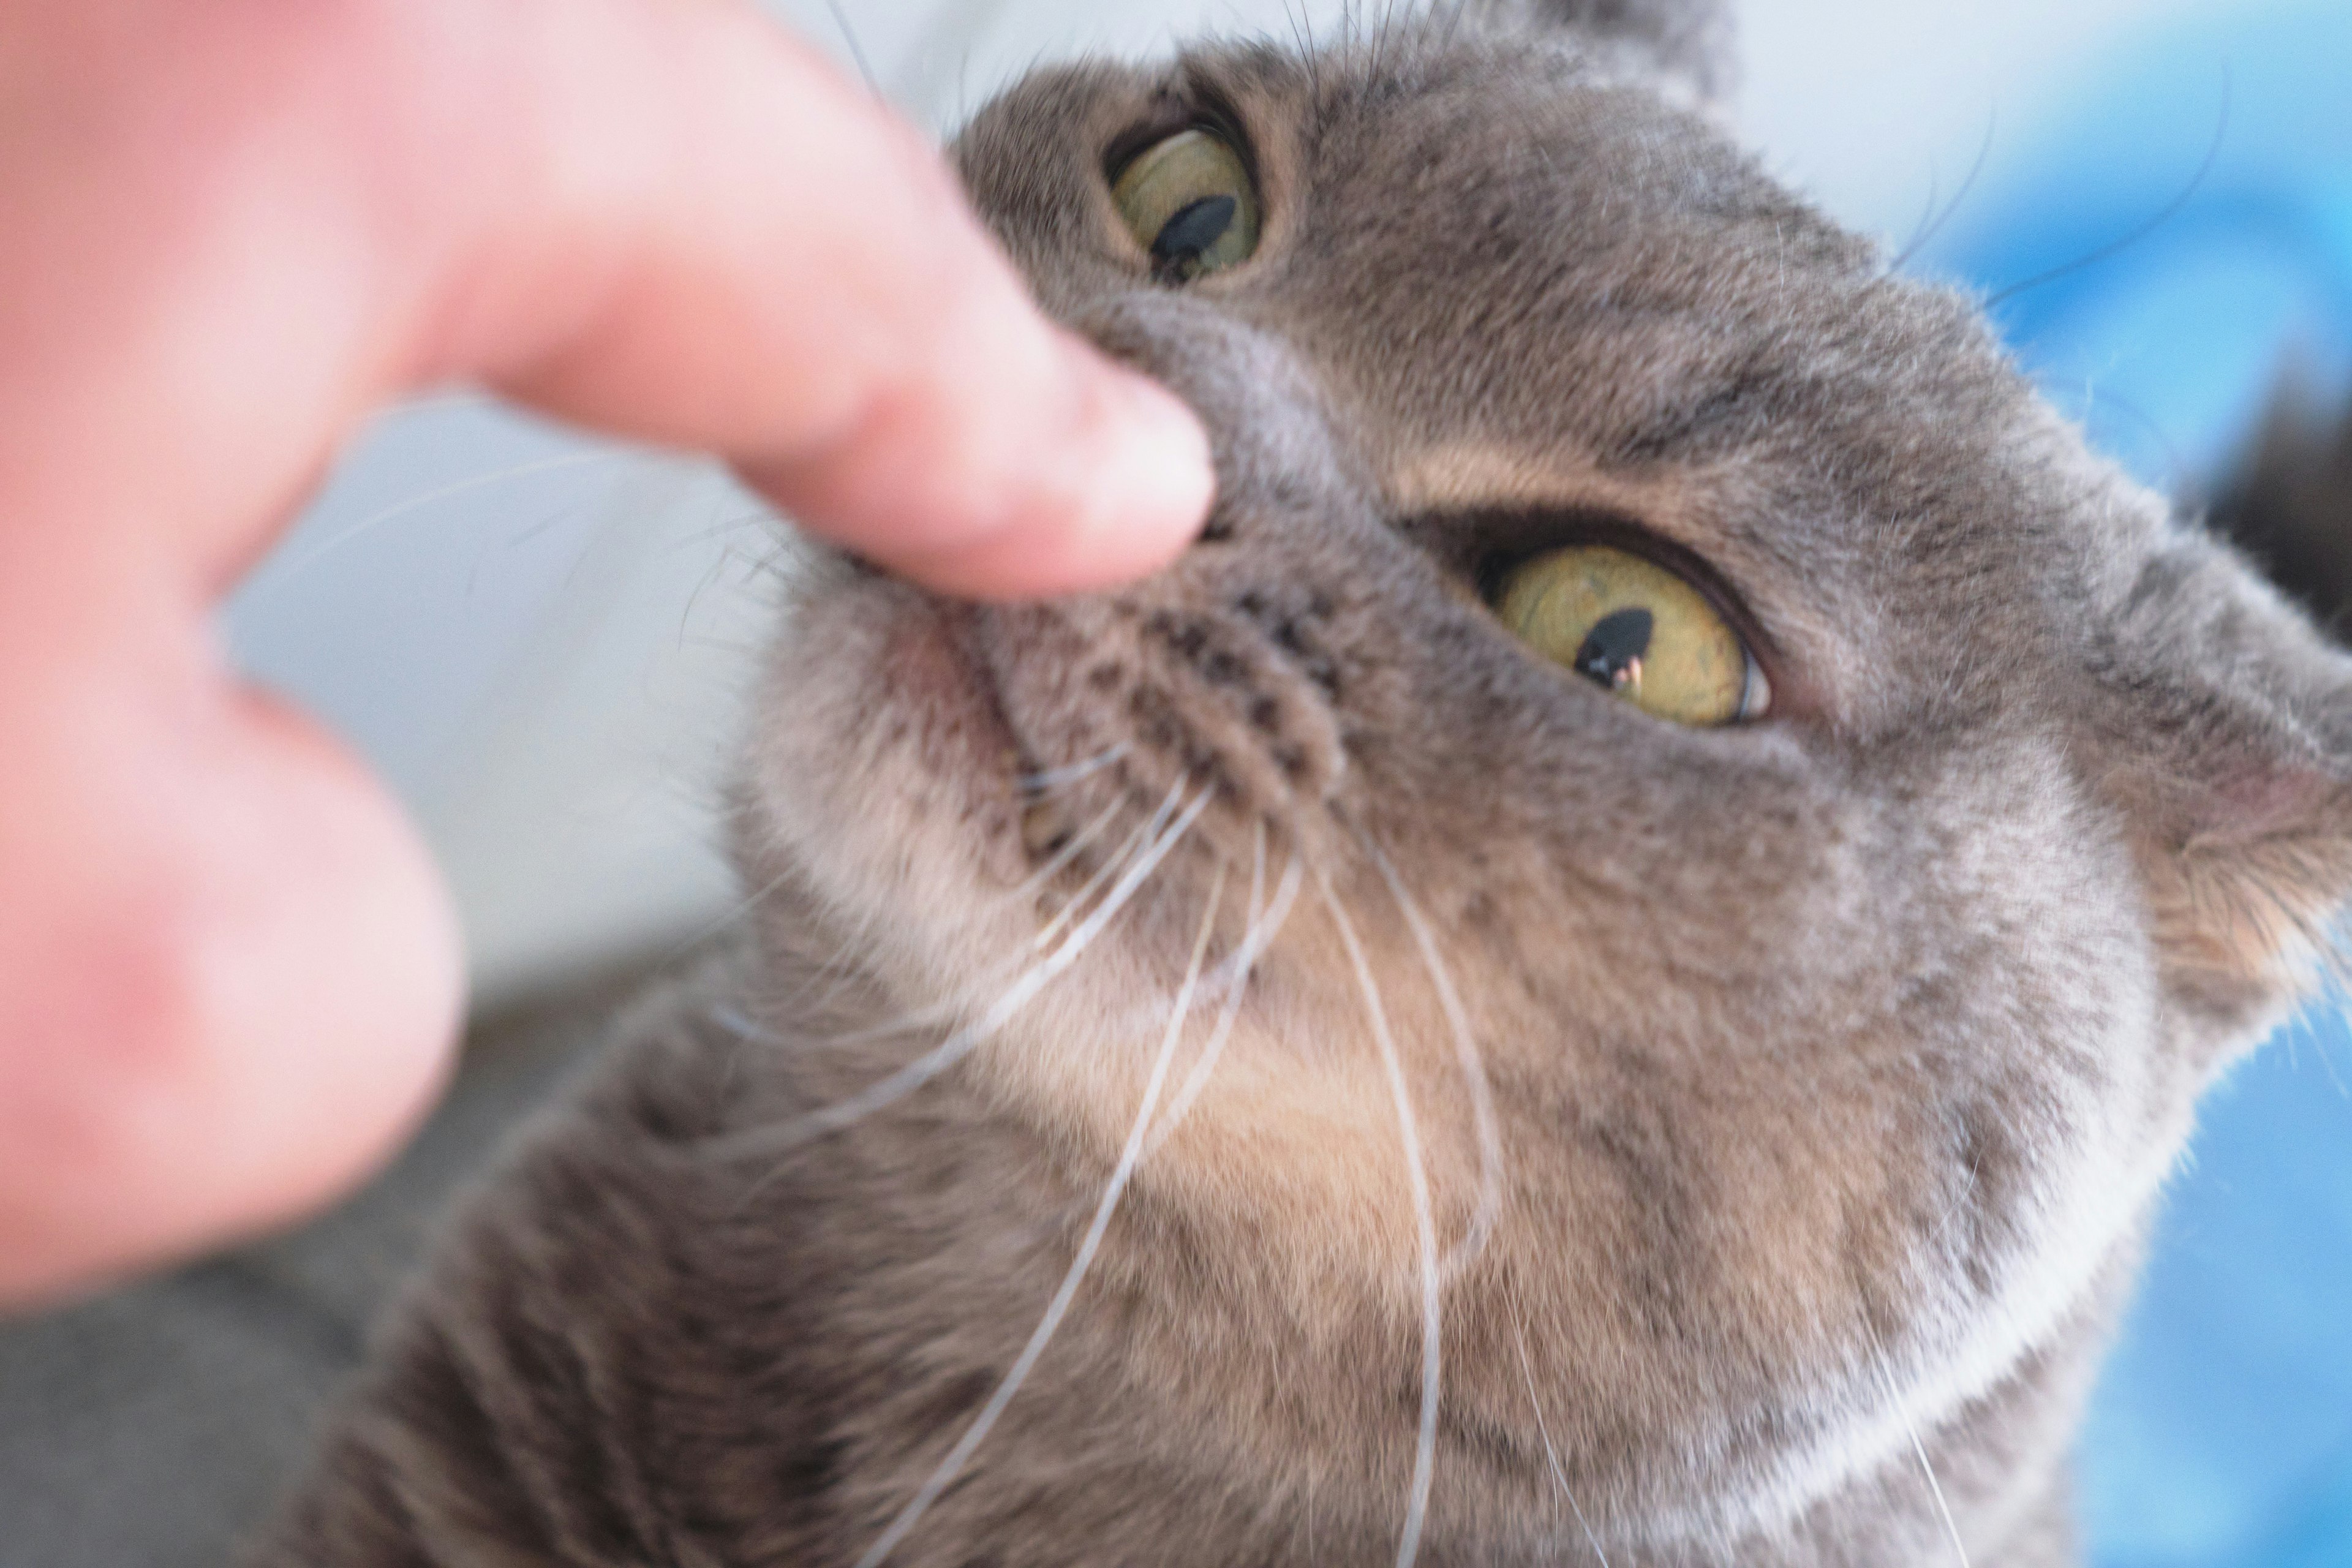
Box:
0 0 1213 1308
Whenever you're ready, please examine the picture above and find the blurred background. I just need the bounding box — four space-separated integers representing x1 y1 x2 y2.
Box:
7 1 2349 1564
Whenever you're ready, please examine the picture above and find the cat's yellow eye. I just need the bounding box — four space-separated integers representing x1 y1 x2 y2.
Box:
1496 545 1769 726
1110 129 1261 282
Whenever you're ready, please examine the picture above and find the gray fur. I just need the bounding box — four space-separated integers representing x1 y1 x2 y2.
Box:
250 7 2352 1566
1473 0 1736 99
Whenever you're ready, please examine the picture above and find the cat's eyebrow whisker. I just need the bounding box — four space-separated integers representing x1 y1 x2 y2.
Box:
1016 742 1133 796
1987 61 2231 309
708 780 1209 1163
851 857 1231 1568
1889 106 1997 276
1511 1320 1613 1568
1364 837 1504 1278
1148 827 1308 1156
1317 869 1442 1568
1864 1325 1973 1568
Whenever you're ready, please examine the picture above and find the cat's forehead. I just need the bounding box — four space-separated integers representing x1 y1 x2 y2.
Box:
960 38 2000 426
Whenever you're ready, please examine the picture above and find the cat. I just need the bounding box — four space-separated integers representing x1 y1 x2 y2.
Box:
249 1 2352 1564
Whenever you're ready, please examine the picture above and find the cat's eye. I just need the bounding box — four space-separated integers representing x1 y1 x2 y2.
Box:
1110 129 1261 282
1495 545 1770 725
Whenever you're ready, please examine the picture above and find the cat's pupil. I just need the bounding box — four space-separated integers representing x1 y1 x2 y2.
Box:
1152 195 1238 274
1575 607 1654 692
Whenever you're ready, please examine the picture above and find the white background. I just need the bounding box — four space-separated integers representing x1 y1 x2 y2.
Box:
224 0 2227 1008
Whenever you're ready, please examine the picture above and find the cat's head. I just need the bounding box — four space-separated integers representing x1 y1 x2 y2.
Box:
741 1 2352 1555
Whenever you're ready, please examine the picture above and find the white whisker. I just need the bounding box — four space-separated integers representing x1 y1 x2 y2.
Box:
667 858 801 957
853 859 1231 1568
695 789 1155 1070
1032 782 1187 953
270 450 639 581
795 993 967 1052
1017 742 1133 795
706 1003 772 1044
1012 795 1129 903
1512 1321 1612 1568
1318 869 1442 1568
718 795 1142 1058
1148 831 1306 1155
1866 1326 1972 1568
709 781 1209 1161
1364 839 1504 1277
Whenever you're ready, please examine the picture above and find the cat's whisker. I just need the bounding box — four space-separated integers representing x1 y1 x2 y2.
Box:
262 449 643 587
799 993 968 1052
703 792 1152 1060
676 754 1138 990
1144 820 1265 1151
820 0 880 97
706 1003 775 1046
785 794 1143 1047
737 796 1148 1055
1986 62 2231 309
1012 796 1129 905
1889 107 1998 275
1031 782 1186 953
853 858 1231 1568
1147 828 1309 1156
1016 742 1133 796
709 780 1210 1162
2307 1012 2352 1101
703 957 968 1081
1436 0 1478 53
1364 838 1505 1278
666 852 819 963
1511 1320 1613 1568
1865 1327 1972 1568
1317 869 1442 1568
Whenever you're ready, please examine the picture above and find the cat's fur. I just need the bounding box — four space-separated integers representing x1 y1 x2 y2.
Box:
252 2 2352 1564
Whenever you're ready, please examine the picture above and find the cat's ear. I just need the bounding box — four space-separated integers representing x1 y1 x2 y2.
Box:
1471 0 1735 103
2092 510 2352 1036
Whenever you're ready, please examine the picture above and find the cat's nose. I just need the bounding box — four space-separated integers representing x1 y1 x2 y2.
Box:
1068 295 1371 549
953 297 1396 830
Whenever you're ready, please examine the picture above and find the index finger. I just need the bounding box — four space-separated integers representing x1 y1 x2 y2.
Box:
440 0 1217 597
9 0 1215 604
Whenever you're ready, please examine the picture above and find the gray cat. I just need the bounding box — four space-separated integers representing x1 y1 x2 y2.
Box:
251 2 2352 1564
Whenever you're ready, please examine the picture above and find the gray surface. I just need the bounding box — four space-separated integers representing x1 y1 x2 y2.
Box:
0 1006 600 1568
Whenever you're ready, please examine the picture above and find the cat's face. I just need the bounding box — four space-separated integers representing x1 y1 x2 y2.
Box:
741 4 2352 1555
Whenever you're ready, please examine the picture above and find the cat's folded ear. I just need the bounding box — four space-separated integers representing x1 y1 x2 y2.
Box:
2091 496 2352 1037
1469 0 1735 103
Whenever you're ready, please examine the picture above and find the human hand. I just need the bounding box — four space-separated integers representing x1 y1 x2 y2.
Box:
0 0 1213 1306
